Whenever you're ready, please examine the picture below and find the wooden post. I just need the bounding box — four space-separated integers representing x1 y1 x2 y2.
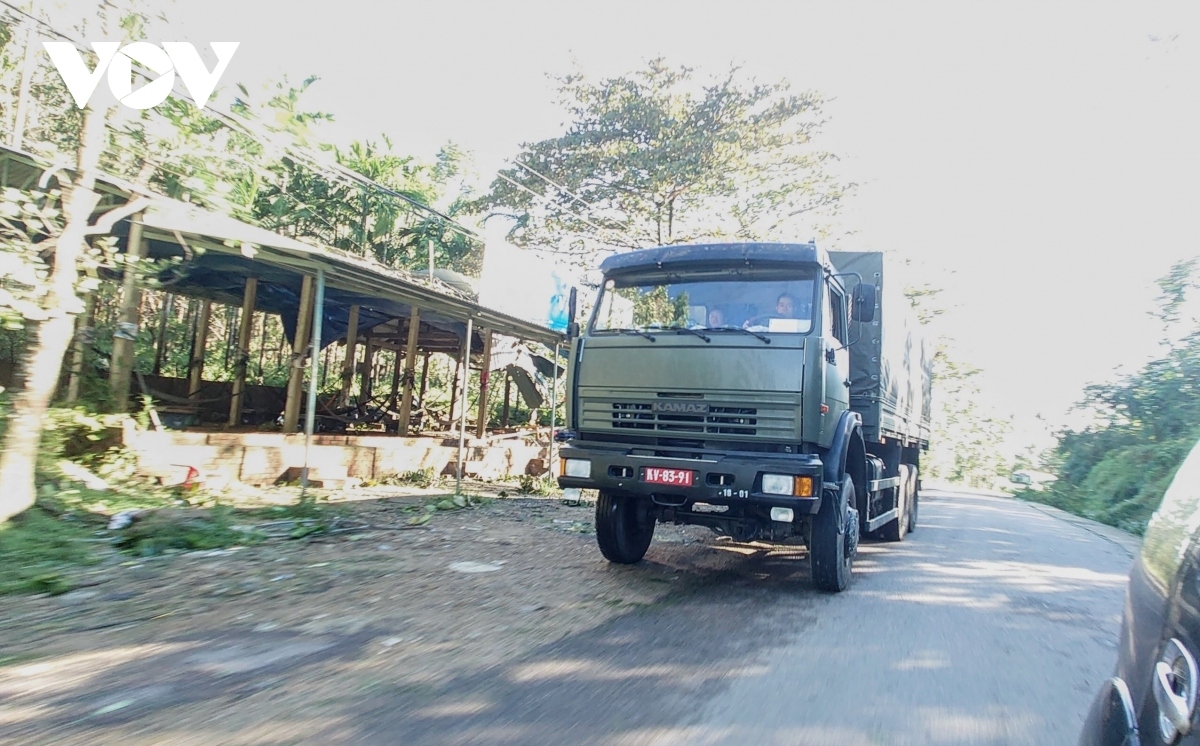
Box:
475 329 493 439
227 277 258 427
188 300 211 400
282 275 315 433
151 293 174 377
65 293 96 403
398 308 421 433
416 351 430 430
109 214 147 411
340 304 359 404
501 370 511 428
389 350 402 409
360 330 375 404
448 353 461 428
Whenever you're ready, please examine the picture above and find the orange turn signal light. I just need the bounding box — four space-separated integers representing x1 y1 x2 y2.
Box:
794 476 813 497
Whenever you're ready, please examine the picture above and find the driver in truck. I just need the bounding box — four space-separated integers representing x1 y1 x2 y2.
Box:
774 293 798 318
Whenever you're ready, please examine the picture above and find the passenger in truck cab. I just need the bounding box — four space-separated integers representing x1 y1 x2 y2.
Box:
707 307 728 327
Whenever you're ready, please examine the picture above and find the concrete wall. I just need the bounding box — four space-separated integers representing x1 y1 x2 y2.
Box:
123 425 551 487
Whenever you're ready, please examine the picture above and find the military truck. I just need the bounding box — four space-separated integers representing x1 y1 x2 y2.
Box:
555 242 932 592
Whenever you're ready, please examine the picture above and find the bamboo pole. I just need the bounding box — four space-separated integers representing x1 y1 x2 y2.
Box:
65 293 96 403
340 304 359 404
283 276 316 433
151 293 174 377
398 308 421 433
301 269 325 490
448 352 461 428
227 277 258 427
188 300 211 400
360 331 375 404
455 318 473 494
475 329 493 439
109 214 147 411
501 370 511 428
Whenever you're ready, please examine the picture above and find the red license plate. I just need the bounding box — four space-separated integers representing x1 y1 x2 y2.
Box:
643 467 694 487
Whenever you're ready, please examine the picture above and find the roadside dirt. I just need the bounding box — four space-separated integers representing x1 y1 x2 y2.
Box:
0 488 786 745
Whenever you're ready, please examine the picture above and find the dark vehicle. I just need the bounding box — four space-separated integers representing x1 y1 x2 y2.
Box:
1079 439 1200 746
555 242 932 591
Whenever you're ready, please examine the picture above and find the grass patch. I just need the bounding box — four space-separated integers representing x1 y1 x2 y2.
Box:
0 506 103 595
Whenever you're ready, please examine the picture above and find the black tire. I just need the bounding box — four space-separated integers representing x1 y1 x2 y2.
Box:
906 466 919 534
811 475 857 592
595 491 655 564
878 465 909 542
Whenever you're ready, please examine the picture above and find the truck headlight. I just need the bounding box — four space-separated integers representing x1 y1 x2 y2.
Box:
762 474 814 496
562 458 591 478
762 474 793 495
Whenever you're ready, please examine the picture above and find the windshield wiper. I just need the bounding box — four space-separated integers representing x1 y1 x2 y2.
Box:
611 328 657 342
703 327 771 345
664 326 711 343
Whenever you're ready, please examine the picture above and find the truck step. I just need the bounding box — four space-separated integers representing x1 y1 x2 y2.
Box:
865 508 898 533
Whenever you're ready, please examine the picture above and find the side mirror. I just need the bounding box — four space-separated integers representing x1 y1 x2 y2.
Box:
566 287 579 340
853 283 877 323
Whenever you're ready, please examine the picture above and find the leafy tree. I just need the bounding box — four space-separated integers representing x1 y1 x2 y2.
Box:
476 59 852 260
1040 258 1200 533
924 349 1015 488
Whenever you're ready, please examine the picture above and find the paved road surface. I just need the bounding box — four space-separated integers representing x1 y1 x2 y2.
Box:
376 489 1138 745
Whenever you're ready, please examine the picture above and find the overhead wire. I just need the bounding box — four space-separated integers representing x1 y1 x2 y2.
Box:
511 158 631 231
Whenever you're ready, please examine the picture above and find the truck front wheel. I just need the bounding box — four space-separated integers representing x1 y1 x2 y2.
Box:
811 476 857 592
595 491 655 564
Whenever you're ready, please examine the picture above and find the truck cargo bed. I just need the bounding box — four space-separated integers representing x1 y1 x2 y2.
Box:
829 251 933 447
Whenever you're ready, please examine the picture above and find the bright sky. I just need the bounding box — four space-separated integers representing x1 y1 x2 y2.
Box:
39 0 1200 440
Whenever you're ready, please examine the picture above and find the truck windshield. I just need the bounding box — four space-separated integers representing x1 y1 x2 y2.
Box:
592 271 817 335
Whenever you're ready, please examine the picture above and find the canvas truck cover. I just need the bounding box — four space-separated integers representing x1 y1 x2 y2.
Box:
828 251 933 446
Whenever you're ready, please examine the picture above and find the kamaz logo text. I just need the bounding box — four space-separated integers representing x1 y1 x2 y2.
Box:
652 401 709 415
42 41 239 110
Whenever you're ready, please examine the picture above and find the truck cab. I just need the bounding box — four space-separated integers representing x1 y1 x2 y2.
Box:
557 242 929 592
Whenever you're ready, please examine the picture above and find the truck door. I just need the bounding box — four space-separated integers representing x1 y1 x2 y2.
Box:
822 281 851 427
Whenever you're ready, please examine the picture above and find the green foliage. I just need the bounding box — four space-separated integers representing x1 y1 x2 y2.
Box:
113 506 258 557
923 350 1015 488
632 286 690 328
379 468 442 489
517 473 558 496
477 59 851 260
0 506 100 595
1038 258 1200 534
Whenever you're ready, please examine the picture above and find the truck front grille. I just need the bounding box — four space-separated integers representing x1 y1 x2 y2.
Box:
611 403 758 436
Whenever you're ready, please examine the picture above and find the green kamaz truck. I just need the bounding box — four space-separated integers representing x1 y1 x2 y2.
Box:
555 242 932 592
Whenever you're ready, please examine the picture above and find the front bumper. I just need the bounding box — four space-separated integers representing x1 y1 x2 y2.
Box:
556 440 825 515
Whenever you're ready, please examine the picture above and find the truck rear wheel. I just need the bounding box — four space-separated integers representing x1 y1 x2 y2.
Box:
906 466 919 534
595 491 655 564
811 476 857 592
877 465 909 542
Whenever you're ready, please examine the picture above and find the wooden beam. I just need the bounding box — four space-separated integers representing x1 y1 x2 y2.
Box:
398 308 421 433
340 304 359 405
109 214 147 411
416 351 430 430
475 329 493 439
227 277 258 427
187 300 211 400
282 275 315 433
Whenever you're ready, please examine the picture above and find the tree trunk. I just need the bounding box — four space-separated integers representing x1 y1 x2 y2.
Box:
0 106 107 524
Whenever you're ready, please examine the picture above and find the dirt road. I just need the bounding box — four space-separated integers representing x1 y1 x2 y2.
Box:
0 488 1137 745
